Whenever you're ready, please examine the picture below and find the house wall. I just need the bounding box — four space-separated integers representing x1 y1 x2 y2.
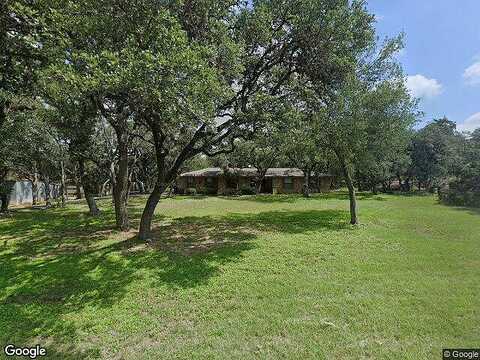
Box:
294 178 303 193
177 175 333 195
318 177 333 192
238 177 251 188
195 177 205 190
177 177 188 191
273 177 303 194
8 181 61 206
217 176 226 194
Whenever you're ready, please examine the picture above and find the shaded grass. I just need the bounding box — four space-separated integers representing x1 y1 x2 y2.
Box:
0 192 479 359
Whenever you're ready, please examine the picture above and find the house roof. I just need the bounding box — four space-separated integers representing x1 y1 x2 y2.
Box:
179 167 332 178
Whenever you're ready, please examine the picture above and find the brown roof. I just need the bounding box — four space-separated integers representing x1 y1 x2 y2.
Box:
180 167 332 178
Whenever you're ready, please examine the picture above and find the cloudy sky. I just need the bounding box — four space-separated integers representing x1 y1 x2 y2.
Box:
368 0 480 132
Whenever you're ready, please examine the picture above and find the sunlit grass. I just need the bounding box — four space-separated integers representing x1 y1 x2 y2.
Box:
1 192 479 359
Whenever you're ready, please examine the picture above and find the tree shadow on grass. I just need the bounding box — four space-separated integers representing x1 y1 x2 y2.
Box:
0 206 349 359
433 200 480 216
217 191 387 203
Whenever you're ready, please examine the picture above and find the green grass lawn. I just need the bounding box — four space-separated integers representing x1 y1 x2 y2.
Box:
1 192 479 359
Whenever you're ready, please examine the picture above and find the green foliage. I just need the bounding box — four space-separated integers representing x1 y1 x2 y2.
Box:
439 129 480 207
0 180 15 196
410 118 464 189
240 184 256 195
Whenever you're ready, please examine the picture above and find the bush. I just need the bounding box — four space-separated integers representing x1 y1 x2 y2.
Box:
185 187 197 196
240 185 255 195
439 179 480 208
223 188 240 196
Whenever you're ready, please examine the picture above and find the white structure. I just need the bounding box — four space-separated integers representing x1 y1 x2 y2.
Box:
9 181 61 205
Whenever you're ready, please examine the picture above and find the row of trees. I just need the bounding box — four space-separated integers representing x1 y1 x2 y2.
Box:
2 0 476 237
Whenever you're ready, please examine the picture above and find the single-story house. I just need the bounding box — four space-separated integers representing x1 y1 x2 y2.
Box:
177 167 333 195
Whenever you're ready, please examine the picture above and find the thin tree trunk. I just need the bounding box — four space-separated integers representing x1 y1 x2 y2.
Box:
74 164 83 199
44 174 51 207
78 160 100 216
137 181 145 194
60 160 67 207
337 154 358 225
113 129 129 231
32 164 39 205
303 169 311 198
101 179 110 196
138 183 165 241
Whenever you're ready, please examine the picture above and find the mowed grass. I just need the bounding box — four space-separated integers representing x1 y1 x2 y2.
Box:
0 192 479 359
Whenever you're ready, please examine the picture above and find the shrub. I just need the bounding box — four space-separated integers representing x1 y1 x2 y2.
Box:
185 187 197 196
240 185 255 195
223 188 240 196
440 178 480 208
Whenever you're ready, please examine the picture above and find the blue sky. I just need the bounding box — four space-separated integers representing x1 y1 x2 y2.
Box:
367 0 480 131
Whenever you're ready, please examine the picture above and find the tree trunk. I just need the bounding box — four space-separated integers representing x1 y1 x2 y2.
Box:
32 165 40 205
78 160 100 216
0 179 13 212
0 193 9 212
254 169 268 195
302 170 310 198
74 164 83 199
138 183 165 241
100 179 110 196
137 181 146 194
255 181 262 194
85 194 100 215
112 129 129 231
405 178 411 192
44 175 51 207
60 160 67 207
338 155 358 225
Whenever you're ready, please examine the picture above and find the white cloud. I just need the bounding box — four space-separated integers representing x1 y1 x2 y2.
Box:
463 61 480 85
458 112 480 132
406 74 443 99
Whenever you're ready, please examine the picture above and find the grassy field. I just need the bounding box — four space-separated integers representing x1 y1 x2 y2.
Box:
0 192 479 359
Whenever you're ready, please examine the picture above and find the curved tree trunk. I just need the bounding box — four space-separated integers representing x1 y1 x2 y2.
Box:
344 171 358 224
100 179 110 197
337 153 358 225
138 183 165 241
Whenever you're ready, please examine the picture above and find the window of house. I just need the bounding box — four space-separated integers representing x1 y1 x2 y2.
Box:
283 177 294 191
